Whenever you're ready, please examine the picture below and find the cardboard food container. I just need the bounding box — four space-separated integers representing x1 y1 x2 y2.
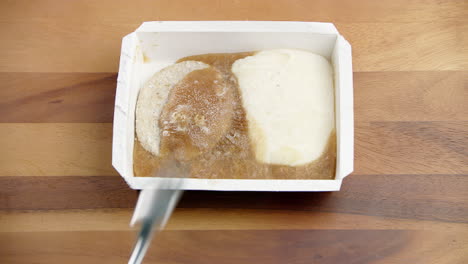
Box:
113 21 353 191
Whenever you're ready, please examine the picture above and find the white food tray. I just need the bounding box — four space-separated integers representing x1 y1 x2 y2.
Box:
113 21 354 191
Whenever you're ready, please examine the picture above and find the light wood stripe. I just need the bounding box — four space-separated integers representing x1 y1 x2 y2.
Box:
0 0 465 72
354 71 468 122
0 123 117 176
0 230 466 264
0 71 466 123
1 22 464 72
340 22 467 72
1 0 464 24
0 122 466 176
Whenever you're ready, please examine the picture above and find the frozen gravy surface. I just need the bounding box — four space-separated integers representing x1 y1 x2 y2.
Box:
134 52 336 179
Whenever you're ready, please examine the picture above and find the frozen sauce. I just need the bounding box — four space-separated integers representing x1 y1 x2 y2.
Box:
133 52 336 179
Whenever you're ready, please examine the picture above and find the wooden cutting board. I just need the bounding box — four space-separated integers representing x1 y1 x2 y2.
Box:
0 0 467 263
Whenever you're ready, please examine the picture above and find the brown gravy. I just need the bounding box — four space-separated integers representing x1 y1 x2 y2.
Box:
133 52 336 179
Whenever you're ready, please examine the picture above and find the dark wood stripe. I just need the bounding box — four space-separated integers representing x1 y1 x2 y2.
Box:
0 71 465 123
180 174 468 223
354 121 468 174
0 176 137 210
1 175 467 223
0 230 466 264
0 73 116 123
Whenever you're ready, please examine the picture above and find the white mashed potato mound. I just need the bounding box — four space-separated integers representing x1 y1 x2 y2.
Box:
232 49 335 166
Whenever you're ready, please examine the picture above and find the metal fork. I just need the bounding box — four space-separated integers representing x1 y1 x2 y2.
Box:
128 159 188 264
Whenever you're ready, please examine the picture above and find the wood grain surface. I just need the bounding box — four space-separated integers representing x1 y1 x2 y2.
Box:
0 0 467 263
